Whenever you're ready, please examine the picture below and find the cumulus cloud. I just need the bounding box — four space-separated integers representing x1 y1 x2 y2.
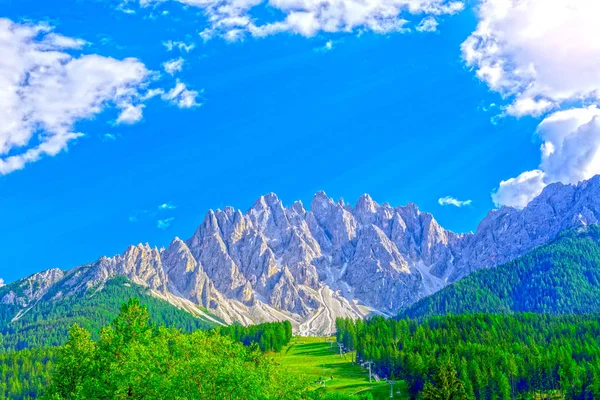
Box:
141 0 464 41
0 18 200 174
463 0 600 117
438 196 472 207
492 170 546 209
157 217 175 229
163 58 184 75
493 106 600 208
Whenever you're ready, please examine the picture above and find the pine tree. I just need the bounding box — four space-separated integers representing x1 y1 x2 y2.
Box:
421 359 469 400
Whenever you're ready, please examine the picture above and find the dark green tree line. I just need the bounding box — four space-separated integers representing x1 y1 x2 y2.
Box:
336 313 600 399
216 320 293 352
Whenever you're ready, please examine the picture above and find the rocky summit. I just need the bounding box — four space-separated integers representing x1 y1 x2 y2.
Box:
5 176 600 335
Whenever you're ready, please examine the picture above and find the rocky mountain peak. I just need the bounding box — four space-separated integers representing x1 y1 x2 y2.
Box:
290 200 306 215
11 175 600 336
355 193 377 213
311 190 333 209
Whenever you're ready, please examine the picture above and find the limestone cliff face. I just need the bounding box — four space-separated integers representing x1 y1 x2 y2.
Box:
6 176 600 335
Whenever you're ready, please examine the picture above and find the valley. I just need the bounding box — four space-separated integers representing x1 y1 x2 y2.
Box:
272 336 407 399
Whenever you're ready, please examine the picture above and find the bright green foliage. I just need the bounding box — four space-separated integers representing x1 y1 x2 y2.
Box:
336 313 600 399
42 299 368 400
273 336 402 399
404 226 600 319
0 276 216 351
216 320 293 351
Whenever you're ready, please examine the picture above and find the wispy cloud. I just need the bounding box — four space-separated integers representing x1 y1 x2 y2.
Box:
438 196 472 208
128 209 150 222
163 40 195 53
157 217 175 229
116 104 145 124
315 40 333 52
101 133 118 142
152 0 463 41
161 81 201 108
158 202 176 210
416 16 438 33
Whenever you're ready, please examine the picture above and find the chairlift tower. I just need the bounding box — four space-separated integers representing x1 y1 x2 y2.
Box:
387 380 396 399
365 361 374 383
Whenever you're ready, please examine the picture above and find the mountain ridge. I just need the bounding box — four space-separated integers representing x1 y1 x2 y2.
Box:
5 175 600 335
402 225 600 319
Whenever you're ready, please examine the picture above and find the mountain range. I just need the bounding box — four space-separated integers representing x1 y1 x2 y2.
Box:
4 175 600 336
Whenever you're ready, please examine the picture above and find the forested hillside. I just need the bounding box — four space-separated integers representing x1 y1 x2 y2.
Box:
0 348 54 399
404 225 600 319
0 276 216 351
336 313 600 399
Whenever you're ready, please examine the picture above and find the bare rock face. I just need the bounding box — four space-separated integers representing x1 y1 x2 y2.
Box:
7 175 600 335
0 268 64 307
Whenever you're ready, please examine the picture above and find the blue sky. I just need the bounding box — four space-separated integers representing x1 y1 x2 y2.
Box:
1 0 599 283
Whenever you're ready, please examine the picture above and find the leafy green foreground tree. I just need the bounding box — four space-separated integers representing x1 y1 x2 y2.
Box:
41 299 370 400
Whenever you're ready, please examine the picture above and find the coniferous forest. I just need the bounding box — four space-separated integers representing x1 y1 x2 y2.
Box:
336 313 600 399
404 226 600 319
0 276 216 351
216 320 293 352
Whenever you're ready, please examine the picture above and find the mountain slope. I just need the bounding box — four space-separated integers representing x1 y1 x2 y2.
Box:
0 276 219 350
6 175 600 336
403 225 600 318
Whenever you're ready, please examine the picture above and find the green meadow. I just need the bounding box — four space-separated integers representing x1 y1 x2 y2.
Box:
267 336 408 399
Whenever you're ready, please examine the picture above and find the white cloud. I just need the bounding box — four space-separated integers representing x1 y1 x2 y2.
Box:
315 40 334 52
416 16 438 32
163 40 195 52
157 217 175 229
0 278 4 287
163 58 184 75
492 170 546 209
158 202 176 210
142 0 464 41
116 104 145 124
463 0 600 117
102 133 118 141
161 81 200 108
493 106 600 208
438 196 472 207
0 18 200 174
42 33 88 49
